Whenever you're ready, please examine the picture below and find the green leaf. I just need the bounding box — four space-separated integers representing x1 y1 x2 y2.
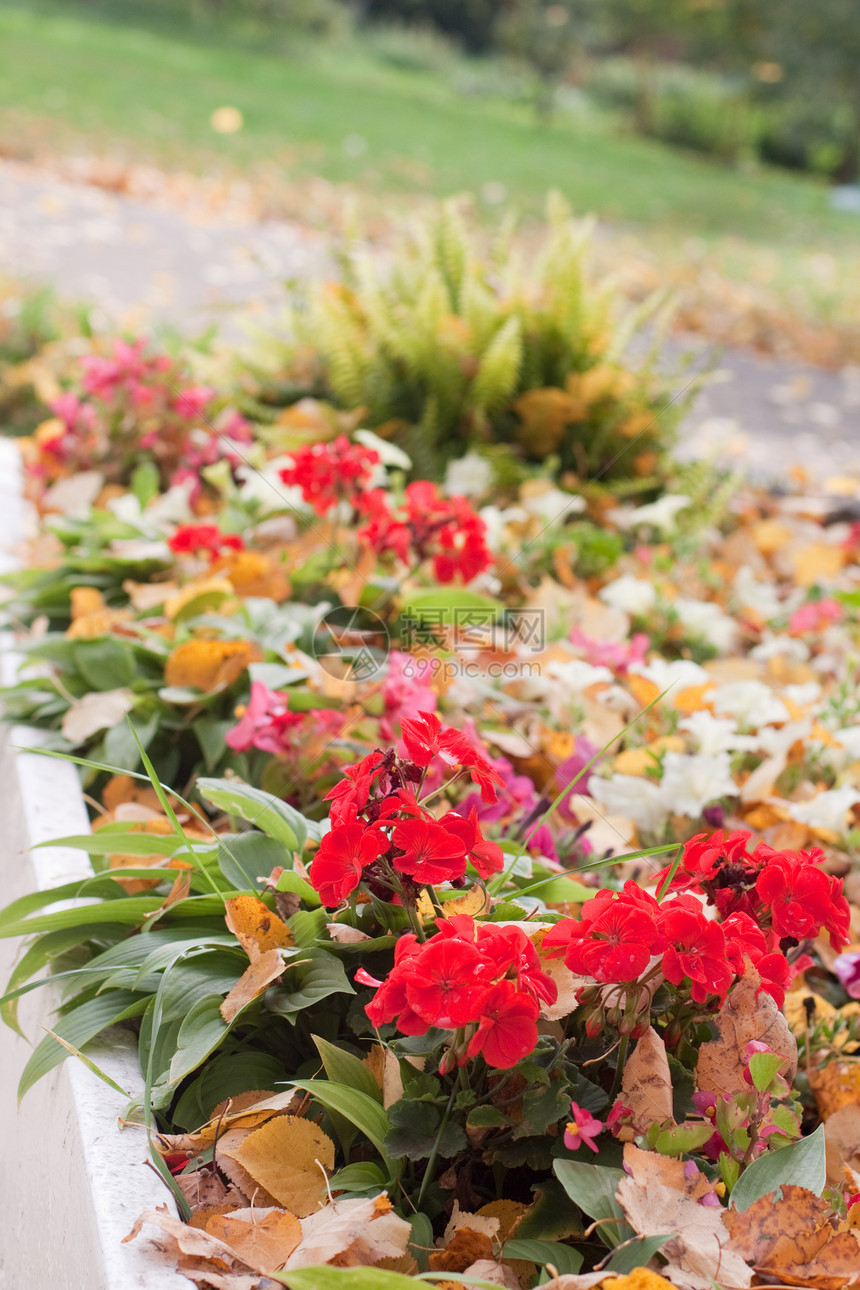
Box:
268 950 353 1020
385 1099 467 1161
216 832 286 891
18 990 149 1099
466 1105 509 1129
401 587 503 619
327 1162 388 1194
287 1078 397 1175
35 829 197 859
196 777 308 852
73 638 135 690
313 1035 383 1105
173 1050 286 1130
131 461 160 509
503 1239 582 1274
0 896 165 939
167 994 231 1085
41 1026 131 1097
553 1160 631 1247
730 1125 826 1211
276 868 320 908
748 1051 783 1092
604 1234 671 1273
2 925 126 1035
273 1271 419 1290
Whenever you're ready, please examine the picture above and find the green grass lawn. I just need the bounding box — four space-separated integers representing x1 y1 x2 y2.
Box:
0 0 856 252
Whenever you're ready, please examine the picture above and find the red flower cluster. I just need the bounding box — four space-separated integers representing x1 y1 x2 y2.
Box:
168 523 245 558
310 715 505 908
278 435 380 516
544 877 792 1009
659 830 850 952
359 481 492 585
361 915 557 1069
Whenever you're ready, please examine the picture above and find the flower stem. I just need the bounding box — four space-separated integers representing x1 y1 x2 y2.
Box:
609 1033 629 1100
416 1078 458 1212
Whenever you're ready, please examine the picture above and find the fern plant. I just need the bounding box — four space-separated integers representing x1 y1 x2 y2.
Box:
254 195 700 485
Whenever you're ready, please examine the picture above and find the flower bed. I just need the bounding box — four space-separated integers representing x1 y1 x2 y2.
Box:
4 205 860 1290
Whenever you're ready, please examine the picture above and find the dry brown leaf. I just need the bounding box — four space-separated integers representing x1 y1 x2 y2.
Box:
811 1060 860 1121
220 1116 334 1217
285 1194 412 1269
123 578 180 611
206 1208 302 1272
61 687 135 742
220 949 289 1023
123 1204 254 1273
616 1144 752 1290
724 1184 860 1289
163 638 262 691
362 1043 404 1110
225 896 293 961
215 1127 281 1209
443 1201 501 1246
824 1103 860 1185
176 1168 242 1211
696 966 797 1099
210 550 291 602
429 1229 496 1272
462 1259 522 1289
792 543 845 587
620 1025 673 1130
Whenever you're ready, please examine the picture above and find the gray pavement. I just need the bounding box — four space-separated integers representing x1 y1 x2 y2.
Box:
0 158 857 480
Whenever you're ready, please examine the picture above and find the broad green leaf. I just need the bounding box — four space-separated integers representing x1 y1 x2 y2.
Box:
287 1078 397 1175
276 867 320 908
0 896 165 939
268 950 353 1022
35 830 199 859
401 587 503 618
1 924 128 1035
327 1162 388 1193
216 832 286 892
18 990 149 1099
503 1239 582 1274
167 995 231 1085
553 1160 631 1248
41 1027 131 1097
604 1235 671 1273
313 1035 383 1105
730 1125 826 1211
196 777 308 852
173 1050 286 1131
73 638 136 690
274 1271 419 1290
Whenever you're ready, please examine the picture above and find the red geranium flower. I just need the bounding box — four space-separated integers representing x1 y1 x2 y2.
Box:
391 817 468 886
402 936 490 1029
439 809 504 879
756 852 850 949
466 980 539 1069
658 898 733 1004
558 884 666 984
310 821 386 907
325 752 387 825
278 434 380 516
168 522 244 557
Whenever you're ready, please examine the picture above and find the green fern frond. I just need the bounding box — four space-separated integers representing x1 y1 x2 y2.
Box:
469 314 523 415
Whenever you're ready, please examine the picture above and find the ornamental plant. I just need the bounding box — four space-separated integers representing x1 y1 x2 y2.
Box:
251 194 698 483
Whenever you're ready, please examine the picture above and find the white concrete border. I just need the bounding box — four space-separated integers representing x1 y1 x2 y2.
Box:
0 439 187 1289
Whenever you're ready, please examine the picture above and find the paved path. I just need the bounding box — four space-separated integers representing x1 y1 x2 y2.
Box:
1 158 857 480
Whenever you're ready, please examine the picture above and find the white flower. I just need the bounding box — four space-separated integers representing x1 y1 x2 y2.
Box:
630 657 710 695
520 488 586 525
711 680 790 729
750 632 810 664
679 711 756 756
660 751 738 818
835 726 860 758
599 575 656 617
783 681 822 707
236 455 310 513
785 785 860 835
616 494 692 535
542 659 613 720
733 566 785 621
588 772 668 834
674 597 737 653
444 452 493 498
355 429 411 471
478 505 530 553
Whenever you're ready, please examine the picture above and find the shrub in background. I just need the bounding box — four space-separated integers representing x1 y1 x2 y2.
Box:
253 195 693 486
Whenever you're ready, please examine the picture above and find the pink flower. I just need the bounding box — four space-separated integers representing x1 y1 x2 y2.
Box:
570 628 649 673
380 652 437 741
563 1101 604 1153
788 599 844 635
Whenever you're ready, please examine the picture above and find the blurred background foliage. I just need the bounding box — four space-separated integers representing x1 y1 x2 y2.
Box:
86 0 859 182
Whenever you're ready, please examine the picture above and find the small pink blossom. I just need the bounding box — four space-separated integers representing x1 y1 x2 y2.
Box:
564 1101 604 1153
788 599 844 635
570 627 650 673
